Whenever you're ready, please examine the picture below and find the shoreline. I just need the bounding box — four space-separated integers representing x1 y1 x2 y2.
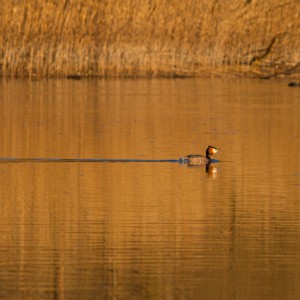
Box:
1 66 299 80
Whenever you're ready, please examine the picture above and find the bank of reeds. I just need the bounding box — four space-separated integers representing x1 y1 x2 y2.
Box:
0 0 300 78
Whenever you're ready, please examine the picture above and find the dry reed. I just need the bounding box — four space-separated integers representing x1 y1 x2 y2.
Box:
0 0 299 78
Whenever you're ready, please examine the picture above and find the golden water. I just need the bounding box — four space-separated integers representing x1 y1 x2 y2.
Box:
0 78 299 299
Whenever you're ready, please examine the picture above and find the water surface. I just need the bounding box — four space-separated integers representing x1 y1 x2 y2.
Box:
0 78 299 299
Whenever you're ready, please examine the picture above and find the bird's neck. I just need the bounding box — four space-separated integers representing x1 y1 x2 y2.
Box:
206 154 212 162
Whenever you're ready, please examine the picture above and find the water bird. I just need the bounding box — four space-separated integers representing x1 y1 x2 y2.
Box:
180 145 219 166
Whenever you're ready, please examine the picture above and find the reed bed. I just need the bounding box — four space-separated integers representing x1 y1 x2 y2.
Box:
0 0 299 78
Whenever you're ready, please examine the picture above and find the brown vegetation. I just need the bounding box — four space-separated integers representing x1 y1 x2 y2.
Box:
0 0 300 78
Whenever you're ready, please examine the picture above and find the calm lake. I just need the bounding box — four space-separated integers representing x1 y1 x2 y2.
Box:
0 78 299 300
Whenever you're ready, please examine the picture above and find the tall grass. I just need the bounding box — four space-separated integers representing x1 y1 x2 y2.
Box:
0 0 299 78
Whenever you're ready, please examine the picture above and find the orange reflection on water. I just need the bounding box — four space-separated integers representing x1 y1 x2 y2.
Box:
0 78 299 300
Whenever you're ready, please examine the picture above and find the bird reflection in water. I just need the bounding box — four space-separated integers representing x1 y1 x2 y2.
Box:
206 163 218 178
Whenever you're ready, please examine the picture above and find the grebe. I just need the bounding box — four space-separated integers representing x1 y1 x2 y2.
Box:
181 146 218 166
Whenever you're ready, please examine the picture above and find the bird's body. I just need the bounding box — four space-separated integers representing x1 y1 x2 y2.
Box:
181 146 218 166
